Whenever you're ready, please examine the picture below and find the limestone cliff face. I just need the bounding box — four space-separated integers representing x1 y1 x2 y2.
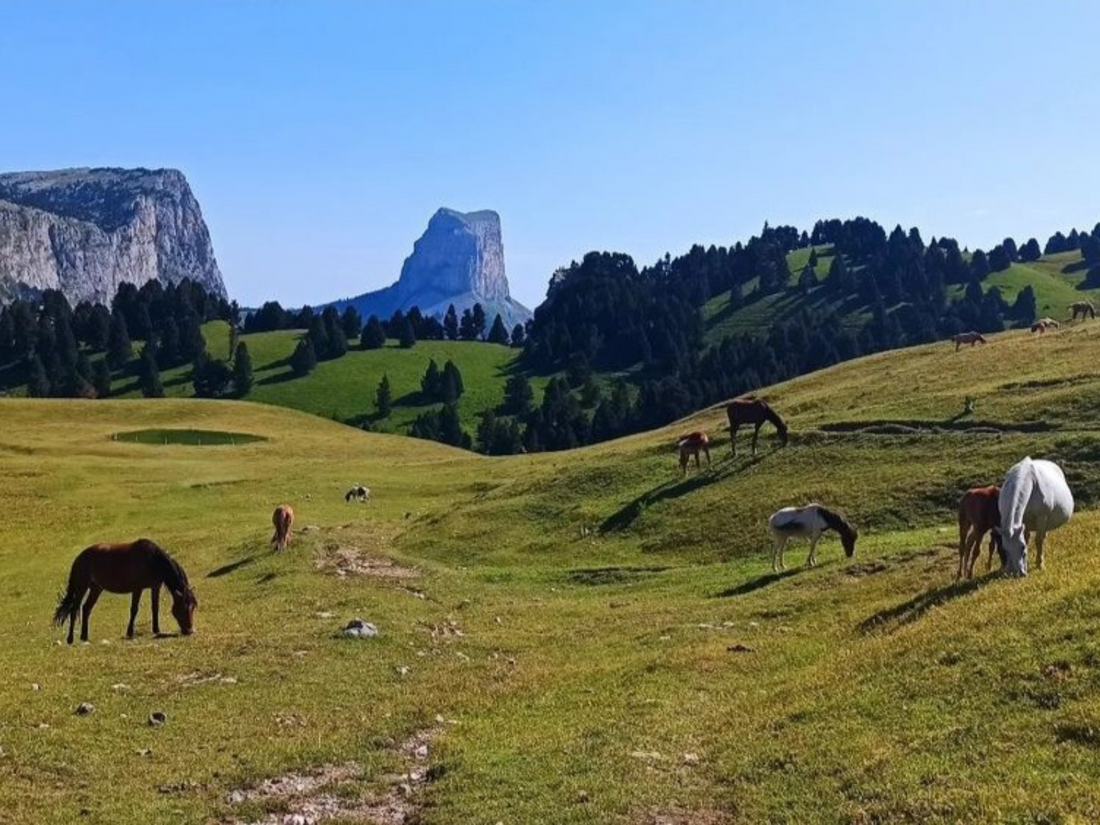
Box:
331 208 531 330
0 167 227 304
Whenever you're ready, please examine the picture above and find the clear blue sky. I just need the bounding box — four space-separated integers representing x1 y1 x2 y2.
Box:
2 1 1098 309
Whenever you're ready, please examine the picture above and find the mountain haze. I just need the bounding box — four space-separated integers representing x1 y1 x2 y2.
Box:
329 207 531 329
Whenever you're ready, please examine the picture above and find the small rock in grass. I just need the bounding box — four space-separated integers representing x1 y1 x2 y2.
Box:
226 790 246 805
30 683 40 691
682 752 701 766
630 750 662 761
342 618 378 638
396 666 410 677
75 702 94 716
414 743 429 760
135 748 153 757
727 643 755 654
148 711 168 726
112 683 129 692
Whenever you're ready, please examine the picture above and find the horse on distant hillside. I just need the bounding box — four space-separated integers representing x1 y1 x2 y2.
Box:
272 504 294 552
1031 318 1060 333
1071 300 1096 321
957 486 1004 579
678 431 711 475
726 398 788 457
999 457 1074 576
53 539 197 644
345 485 370 503
952 331 987 351
767 504 858 571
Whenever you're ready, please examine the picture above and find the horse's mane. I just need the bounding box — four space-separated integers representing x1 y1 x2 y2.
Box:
817 505 853 539
1000 457 1035 538
146 541 190 596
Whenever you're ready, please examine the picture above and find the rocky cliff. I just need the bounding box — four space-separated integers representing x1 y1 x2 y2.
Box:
0 167 227 305
331 208 531 330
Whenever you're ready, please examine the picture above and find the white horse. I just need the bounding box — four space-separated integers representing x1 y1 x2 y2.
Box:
999 457 1073 576
767 504 858 572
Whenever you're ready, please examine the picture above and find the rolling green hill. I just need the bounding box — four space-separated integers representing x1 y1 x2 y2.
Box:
4 320 1100 821
109 321 537 434
705 248 1097 345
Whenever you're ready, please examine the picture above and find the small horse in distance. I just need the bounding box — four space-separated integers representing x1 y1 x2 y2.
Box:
1031 318 1060 333
957 486 1004 579
345 485 370 503
767 504 858 572
999 457 1074 576
952 331 987 351
678 431 711 475
726 398 789 457
53 539 197 644
272 504 294 552
1070 300 1096 321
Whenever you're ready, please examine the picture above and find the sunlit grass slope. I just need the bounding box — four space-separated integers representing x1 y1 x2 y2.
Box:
3 319 1100 821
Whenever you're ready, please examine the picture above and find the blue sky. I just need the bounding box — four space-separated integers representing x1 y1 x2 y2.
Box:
1 1 1098 308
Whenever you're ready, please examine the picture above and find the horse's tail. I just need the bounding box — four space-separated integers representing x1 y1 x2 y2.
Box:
53 561 81 627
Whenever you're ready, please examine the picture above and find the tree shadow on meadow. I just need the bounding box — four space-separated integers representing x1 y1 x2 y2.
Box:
207 555 258 578
858 573 994 634
599 452 767 533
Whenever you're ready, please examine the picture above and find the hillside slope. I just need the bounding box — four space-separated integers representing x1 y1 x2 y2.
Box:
3 321 1100 821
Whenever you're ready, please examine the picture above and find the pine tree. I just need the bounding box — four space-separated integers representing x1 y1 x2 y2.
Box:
139 342 165 398
472 303 487 339
232 342 254 397
1020 238 1042 262
459 308 476 340
444 304 459 341
1010 285 1037 324
510 323 526 348
476 410 497 454
442 360 464 403
92 358 112 399
341 306 362 338
503 373 534 414
376 373 392 417
439 401 470 448
106 309 133 370
420 358 442 400
487 314 510 344
398 318 416 349
27 354 51 398
360 315 387 349
290 337 317 376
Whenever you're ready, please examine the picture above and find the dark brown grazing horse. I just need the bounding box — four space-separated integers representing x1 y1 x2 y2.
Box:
53 539 196 644
272 504 294 552
678 431 711 475
726 398 789 456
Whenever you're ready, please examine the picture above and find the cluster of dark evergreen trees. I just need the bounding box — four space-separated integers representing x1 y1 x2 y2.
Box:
0 279 235 399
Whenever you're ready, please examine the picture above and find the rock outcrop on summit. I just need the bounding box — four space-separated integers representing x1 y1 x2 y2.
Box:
0 167 227 305
331 208 531 330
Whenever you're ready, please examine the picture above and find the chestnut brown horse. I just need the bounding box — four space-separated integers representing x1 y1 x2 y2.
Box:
957 486 1004 579
726 398 788 456
53 539 196 644
272 504 294 552
952 331 987 350
678 431 711 475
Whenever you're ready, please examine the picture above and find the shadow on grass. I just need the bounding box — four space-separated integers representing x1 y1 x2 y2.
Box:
206 555 258 578
712 568 798 598
600 453 766 533
257 369 298 386
858 573 994 634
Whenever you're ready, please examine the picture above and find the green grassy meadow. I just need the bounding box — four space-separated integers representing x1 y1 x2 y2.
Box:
4 320 1100 821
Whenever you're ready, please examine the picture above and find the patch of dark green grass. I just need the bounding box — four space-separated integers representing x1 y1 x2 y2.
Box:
112 428 268 446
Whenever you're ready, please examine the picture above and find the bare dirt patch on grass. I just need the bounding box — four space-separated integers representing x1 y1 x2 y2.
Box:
313 526 419 580
227 727 441 824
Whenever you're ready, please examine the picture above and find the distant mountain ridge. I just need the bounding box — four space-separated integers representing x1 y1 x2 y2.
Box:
0 167 227 305
328 208 531 329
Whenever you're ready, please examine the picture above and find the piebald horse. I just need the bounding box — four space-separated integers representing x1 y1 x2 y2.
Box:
272 504 294 552
1070 300 1096 321
345 485 370 503
726 398 788 457
957 486 1004 579
53 539 197 644
767 504 858 572
952 331 987 351
999 457 1074 576
678 431 711 475
1031 318 1060 334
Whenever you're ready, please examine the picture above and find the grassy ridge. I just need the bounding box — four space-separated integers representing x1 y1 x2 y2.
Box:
4 320 1100 820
